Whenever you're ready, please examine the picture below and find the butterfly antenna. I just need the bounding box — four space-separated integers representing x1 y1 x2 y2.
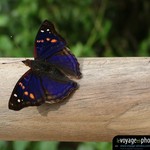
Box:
1 60 25 64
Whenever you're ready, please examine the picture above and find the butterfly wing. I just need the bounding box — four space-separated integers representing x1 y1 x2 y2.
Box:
40 68 78 103
46 47 82 79
9 20 80 111
9 69 78 111
34 20 82 79
34 20 66 59
9 70 45 111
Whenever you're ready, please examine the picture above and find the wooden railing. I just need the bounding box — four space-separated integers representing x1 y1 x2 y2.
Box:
0 58 150 141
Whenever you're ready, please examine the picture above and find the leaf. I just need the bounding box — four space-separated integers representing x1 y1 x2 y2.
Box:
0 36 13 56
0 15 9 26
31 142 59 150
0 141 7 150
13 141 30 150
96 142 112 150
39 141 59 150
77 142 96 150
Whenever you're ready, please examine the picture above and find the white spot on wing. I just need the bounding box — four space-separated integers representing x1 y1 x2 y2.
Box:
47 29 50 31
14 94 17 97
41 30 44 32
18 99 21 103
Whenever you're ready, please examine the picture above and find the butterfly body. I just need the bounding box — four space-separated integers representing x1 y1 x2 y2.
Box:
23 59 57 77
9 20 81 111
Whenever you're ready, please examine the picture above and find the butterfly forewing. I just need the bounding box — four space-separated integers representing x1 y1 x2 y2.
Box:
34 20 66 59
9 70 45 110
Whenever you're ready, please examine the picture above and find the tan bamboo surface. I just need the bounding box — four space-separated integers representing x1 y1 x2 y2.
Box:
0 57 150 141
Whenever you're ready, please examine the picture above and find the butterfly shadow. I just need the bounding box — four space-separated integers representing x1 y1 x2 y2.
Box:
36 92 75 116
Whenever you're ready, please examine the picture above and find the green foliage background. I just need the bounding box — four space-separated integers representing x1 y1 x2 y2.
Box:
0 0 149 149
0 0 149 58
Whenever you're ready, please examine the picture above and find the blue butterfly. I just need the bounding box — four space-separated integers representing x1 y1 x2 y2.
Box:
9 20 82 111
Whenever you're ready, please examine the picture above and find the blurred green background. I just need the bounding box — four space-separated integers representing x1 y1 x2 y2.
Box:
0 0 149 149
0 0 149 58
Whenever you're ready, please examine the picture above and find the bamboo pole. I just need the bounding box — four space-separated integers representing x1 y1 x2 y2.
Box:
0 57 150 141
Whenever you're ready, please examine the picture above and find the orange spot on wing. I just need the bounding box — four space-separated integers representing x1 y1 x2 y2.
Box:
22 86 25 89
41 40 44 43
51 39 57 43
24 91 28 96
30 93 35 100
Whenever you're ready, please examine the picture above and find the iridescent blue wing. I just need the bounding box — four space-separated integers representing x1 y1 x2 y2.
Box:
9 70 45 111
9 69 77 111
34 20 66 59
34 20 82 79
41 69 78 103
46 47 82 79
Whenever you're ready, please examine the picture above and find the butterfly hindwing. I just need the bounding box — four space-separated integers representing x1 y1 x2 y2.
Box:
40 69 78 103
